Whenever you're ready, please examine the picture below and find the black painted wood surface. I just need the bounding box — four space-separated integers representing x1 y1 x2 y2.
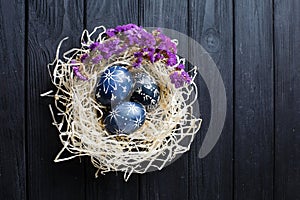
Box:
0 0 26 199
234 0 274 199
0 0 299 199
26 1 85 199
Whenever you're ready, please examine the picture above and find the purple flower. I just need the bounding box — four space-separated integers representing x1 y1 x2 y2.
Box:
122 24 138 31
112 38 120 45
115 25 124 32
126 23 139 29
80 53 89 62
156 31 177 53
170 72 184 88
89 42 100 50
169 70 191 88
149 53 155 63
166 52 177 66
154 52 164 61
112 24 140 35
122 26 156 49
176 63 185 70
134 52 143 57
133 57 143 68
106 28 116 37
181 71 192 83
95 39 124 60
71 60 88 81
101 46 110 53
92 55 103 64
103 52 112 59
143 48 155 63
90 24 183 81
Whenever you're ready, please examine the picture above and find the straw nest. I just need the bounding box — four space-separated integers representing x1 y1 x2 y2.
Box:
42 26 202 181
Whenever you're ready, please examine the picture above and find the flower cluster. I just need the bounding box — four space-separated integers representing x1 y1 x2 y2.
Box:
170 71 192 88
77 24 191 88
105 24 139 37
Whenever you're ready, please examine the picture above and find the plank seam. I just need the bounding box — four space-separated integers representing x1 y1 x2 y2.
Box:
232 0 236 199
272 0 276 199
24 0 29 199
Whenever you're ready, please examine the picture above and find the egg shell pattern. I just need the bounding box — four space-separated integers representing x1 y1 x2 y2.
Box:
131 72 160 111
95 66 133 106
104 101 146 135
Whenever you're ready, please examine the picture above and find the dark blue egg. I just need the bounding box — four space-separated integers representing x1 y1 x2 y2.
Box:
95 65 133 106
104 102 146 135
131 72 160 111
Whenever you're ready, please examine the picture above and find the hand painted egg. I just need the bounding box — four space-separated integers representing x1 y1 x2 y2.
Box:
104 102 146 135
130 72 160 111
95 65 133 106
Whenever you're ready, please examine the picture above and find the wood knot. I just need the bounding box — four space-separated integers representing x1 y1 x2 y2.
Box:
202 28 220 53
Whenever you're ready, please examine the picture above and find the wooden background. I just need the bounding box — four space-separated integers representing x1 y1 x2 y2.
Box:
0 0 299 199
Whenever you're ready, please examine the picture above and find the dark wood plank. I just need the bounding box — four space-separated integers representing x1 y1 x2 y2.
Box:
274 0 300 199
85 1 140 199
0 0 26 199
234 0 274 199
139 1 189 199
188 0 233 199
27 1 85 199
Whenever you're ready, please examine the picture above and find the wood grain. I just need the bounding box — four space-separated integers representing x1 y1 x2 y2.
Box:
0 0 26 199
0 0 299 199
234 0 274 199
139 0 189 199
188 0 233 199
85 1 140 199
26 0 85 199
274 0 300 199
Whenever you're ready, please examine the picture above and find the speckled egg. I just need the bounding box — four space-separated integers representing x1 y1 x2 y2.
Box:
104 102 146 135
130 72 160 111
95 65 133 106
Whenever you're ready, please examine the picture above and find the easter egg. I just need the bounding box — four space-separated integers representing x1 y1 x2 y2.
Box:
104 102 146 135
131 72 160 111
95 65 133 106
